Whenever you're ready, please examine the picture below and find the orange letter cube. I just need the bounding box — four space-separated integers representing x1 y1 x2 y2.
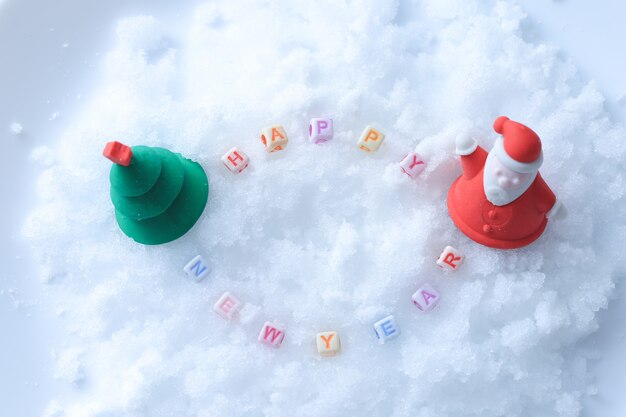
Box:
357 126 385 153
436 246 464 271
260 125 288 153
316 331 341 357
221 147 249 174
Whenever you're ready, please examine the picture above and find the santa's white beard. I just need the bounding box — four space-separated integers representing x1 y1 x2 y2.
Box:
483 151 537 206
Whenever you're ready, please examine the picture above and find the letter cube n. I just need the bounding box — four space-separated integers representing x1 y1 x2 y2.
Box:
316 331 341 357
357 125 385 153
309 118 333 144
258 321 286 348
221 147 249 174
373 315 400 344
260 125 288 153
411 283 440 313
436 246 464 271
183 255 210 282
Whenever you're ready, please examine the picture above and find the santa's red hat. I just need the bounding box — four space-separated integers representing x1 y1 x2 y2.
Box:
492 116 543 173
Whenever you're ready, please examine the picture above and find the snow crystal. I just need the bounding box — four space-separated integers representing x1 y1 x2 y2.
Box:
10 122 23 135
23 0 626 416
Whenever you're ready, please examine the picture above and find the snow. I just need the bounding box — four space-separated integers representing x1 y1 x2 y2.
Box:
10 122 23 135
21 0 626 416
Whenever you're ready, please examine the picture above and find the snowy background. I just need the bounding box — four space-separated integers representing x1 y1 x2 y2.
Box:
1 1 626 416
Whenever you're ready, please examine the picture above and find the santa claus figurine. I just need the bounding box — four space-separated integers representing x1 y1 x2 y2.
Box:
447 116 564 249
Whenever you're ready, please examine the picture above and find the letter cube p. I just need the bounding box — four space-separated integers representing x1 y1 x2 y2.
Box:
309 118 333 144
357 125 385 153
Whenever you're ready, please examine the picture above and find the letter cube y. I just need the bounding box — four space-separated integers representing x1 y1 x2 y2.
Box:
411 283 440 313
436 246 464 271
309 118 333 144
260 125 288 153
316 331 341 357
221 147 249 174
373 315 400 344
258 321 286 348
400 151 426 178
357 125 385 153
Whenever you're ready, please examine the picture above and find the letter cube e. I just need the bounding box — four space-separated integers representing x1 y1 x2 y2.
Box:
436 246 464 271
309 118 333 144
411 283 440 313
221 147 249 174
316 331 341 357
400 151 426 178
260 125 288 153
183 255 210 282
357 125 385 153
213 291 242 320
258 321 286 348
373 315 400 344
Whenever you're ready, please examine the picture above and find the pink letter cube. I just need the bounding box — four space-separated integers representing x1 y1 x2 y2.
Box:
436 245 464 271
411 283 440 313
221 147 249 174
400 151 426 178
213 291 242 320
258 321 286 348
309 118 333 144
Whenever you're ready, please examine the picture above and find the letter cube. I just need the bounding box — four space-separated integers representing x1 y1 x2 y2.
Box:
260 125 288 153
316 331 341 357
309 118 333 144
221 147 249 174
357 125 385 153
183 255 210 282
103 141 133 166
373 315 400 344
258 321 286 348
213 291 242 320
411 283 440 313
436 245 464 271
400 151 426 178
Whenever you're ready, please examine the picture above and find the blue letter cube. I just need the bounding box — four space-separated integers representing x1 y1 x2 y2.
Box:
373 315 400 344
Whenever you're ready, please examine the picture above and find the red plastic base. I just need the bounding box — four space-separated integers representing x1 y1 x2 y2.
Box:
103 141 133 166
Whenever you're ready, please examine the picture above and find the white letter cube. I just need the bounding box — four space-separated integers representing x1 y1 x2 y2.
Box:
213 291 242 319
400 151 426 178
221 147 249 174
309 118 333 144
412 283 440 313
358 125 385 153
436 246 464 271
316 331 341 357
260 125 288 153
258 321 286 348
373 315 400 344
183 255 210 282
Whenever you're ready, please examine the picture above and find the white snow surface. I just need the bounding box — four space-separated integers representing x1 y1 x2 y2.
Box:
24 1 626 416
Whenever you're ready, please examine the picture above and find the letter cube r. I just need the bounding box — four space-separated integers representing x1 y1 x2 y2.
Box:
373 315 400 344
258 321 286 348
260 125 289 153
436 246 464 271
183 255 210 282
221 147 249 174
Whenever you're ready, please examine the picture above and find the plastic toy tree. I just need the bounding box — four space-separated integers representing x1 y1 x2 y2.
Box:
103 141 209 245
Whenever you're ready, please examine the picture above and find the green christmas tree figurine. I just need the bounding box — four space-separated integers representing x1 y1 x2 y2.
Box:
103 141 209 245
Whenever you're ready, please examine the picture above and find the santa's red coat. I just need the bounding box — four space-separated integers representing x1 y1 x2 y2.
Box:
447 146 556 249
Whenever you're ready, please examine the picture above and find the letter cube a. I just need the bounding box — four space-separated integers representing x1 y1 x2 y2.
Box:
316 331 341 357
258 321 285 348
357 125 385 153
260 125 288 153
436 246 464 271
221 147 249 174
411 283 440 313
213 291 242 320
373 315 400 344
183 255 210 282
309 118 333 144
400 151 426 178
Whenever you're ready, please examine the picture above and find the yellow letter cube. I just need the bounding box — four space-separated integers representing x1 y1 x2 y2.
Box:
316 331 341 357
260 125 288 153
357 125 385 153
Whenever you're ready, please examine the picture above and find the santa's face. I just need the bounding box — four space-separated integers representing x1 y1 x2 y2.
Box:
491 156 531 190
